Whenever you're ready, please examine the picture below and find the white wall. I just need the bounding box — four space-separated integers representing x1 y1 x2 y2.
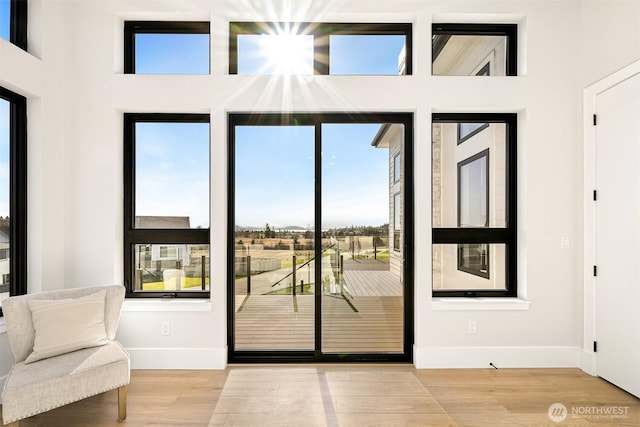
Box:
580 0 640 88
2 0 633 371
421 1 583 367
0 0 70 296
579 0 640 374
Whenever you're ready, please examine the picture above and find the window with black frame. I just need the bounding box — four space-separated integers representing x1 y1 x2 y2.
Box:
432 113 517 297
0 86 27 313
432 23 517 76
229 22 412 75
124 21 210 74
123 114 210 298
457 149 489 279
0 0 27 50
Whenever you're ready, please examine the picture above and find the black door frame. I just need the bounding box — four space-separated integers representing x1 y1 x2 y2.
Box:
227 112 414 363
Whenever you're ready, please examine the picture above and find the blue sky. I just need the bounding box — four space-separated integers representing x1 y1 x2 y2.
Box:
135 33 209 74
235 126 315 228
136 122 210 228
0 0 9 41
329 35 405 75
234 124 389 229
134 29 405 229
237 33 405 75
321 124 389 228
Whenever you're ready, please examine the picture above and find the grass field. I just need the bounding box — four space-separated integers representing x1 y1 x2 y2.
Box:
142 277 210 291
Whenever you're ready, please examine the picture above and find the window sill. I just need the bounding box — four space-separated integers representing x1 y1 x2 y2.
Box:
431 298 530 311
122 299 213 312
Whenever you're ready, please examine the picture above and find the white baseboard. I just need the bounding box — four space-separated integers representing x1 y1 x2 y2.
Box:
414 345 582 369
126 347 227 369
123 345 590 371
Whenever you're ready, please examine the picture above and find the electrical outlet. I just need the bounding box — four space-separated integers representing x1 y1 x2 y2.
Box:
468 320 477 334
161 321 171 336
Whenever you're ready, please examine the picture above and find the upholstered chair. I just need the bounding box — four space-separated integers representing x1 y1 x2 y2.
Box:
1 285 130 426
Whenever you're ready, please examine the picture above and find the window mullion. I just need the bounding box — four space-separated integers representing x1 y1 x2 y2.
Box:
432 228 511 244
125 229 209 244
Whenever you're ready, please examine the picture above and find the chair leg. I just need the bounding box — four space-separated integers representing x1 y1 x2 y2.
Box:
118 385 128 422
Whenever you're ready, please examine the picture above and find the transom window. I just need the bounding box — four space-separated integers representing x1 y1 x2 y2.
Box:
432 23 517 76
432 113 517 297
229 22 412 75
123 114 210 297
124 21 210 74
0 0 27 50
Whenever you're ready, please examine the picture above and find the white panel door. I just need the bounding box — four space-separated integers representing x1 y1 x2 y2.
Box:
595 72 640 398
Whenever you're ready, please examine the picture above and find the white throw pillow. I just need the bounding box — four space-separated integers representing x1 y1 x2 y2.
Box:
25 290 109 364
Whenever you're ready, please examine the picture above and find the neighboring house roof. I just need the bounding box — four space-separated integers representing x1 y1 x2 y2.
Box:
135 216 191 229
0 230 9 244
371 123 403 148
371 123 391 148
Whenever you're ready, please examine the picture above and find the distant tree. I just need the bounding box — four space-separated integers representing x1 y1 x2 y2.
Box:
265 223 275 238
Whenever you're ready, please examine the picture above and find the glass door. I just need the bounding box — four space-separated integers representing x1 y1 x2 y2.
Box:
321 123 404 354
233 124 315 351
229 114 412 361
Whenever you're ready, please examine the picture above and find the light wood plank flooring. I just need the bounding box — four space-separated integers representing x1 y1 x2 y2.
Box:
4 366 639 426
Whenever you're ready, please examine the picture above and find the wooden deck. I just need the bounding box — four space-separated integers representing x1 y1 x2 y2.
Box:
342 270 402 296
322 294 403 353
235 295 315 351
234 288 403 352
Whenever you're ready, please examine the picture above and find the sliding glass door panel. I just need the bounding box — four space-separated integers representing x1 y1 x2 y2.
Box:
233 125 315 351
320 123 404 354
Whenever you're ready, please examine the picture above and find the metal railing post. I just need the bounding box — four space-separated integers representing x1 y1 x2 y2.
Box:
246 255 251 295
340 254 344 294
292 255 296 295
374 236 377 260
201 255 206 290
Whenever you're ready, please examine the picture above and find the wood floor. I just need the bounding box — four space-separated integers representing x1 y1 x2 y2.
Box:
4 366 639 426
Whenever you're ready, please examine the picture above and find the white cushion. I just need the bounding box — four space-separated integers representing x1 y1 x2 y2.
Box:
25 290 108 364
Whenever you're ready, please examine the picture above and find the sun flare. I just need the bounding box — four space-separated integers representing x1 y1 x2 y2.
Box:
258 30 314 75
